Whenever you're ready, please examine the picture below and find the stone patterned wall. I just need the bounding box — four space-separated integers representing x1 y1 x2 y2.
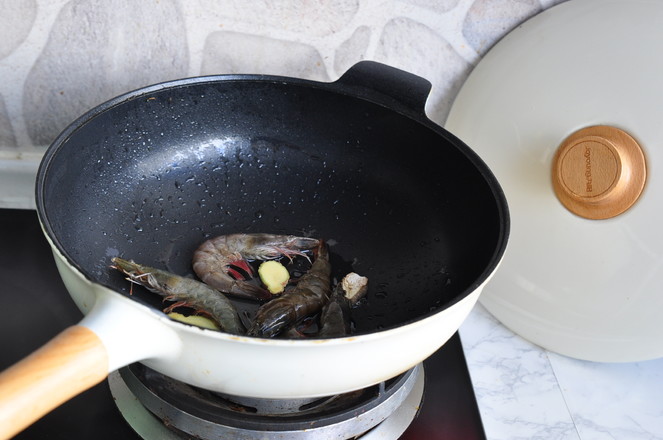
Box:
0 0 566 154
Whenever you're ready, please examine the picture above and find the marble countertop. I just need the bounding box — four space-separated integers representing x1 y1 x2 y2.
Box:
459 303 663 439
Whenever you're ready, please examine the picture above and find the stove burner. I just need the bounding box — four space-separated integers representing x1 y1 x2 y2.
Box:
110 363 424 440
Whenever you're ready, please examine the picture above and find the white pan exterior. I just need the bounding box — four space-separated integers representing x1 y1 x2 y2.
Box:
49 231 488 399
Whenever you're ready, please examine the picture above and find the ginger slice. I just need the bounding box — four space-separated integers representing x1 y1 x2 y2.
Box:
258 260 290 294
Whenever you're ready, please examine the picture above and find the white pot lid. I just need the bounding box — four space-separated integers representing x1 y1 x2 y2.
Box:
446 0 663 362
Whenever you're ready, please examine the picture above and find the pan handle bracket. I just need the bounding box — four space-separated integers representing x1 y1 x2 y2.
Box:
335 61 432 117
80 292 183 372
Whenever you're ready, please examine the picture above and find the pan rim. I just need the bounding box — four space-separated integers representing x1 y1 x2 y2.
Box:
35 68 510 338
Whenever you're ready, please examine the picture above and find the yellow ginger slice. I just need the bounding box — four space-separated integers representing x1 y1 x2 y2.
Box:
167 312 221 330
258 260 290 294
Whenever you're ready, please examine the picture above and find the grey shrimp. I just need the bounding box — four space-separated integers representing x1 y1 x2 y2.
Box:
248 241 331 338
111 257 244 335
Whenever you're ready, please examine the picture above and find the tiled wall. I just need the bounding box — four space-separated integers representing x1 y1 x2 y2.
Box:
0 0 565 154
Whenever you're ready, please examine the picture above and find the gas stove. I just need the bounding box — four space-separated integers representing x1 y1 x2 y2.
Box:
0 208 485 439
111 362 423 439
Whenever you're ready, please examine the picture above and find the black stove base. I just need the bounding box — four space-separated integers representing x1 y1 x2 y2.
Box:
0 208 485 439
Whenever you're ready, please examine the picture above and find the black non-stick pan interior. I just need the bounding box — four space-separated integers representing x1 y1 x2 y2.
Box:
37 69 508 334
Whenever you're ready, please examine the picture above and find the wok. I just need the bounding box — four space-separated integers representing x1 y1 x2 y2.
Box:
0 61 508 438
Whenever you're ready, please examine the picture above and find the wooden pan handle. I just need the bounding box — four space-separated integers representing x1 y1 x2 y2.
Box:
0 325 108 439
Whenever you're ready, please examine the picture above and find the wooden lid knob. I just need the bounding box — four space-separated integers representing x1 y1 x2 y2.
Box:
552 126 647 219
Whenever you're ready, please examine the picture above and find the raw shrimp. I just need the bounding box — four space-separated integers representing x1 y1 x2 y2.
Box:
317 284 351 338
318 272 368 337
192 233 320 300
111 257 244 335
248 241 331 338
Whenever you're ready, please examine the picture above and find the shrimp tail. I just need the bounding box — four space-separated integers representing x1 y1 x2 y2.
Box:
227 259 255 278
317 284 352 338
232 280 272 300
197 270 271 301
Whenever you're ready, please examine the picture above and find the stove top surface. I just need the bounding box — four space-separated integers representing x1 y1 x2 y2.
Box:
0 208 485 439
